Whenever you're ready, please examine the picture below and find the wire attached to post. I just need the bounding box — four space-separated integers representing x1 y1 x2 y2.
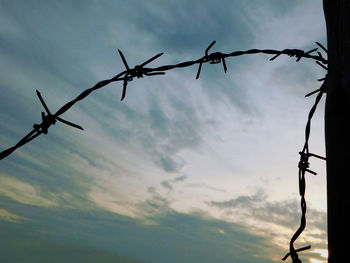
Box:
282 74 328 263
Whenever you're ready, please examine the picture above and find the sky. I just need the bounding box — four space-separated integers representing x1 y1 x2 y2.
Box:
0 1 328 263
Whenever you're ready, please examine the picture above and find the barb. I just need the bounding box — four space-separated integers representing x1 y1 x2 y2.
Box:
117 50 165 100
282 74 328 263
305 76 327 97
0 90 83 160
1 41 328 160
282 246 311 261
196 41 227 79
34 90 83 134
269 47 318 62
315 42 328 54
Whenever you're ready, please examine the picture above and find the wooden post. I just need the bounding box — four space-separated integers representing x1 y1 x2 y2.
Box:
323 1 350 262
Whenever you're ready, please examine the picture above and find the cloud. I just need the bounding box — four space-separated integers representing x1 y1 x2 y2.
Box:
161 175 188 191
128 1 256 53
207 190 327 248
1 197 281 263
251 0 325 48
96 91 203 173
208 189 326 228
1 235 146 263
267 58 326 98
137 186 171 218
0 208 25 223
186 183 226 192
143 96 203 172
209 190 267 209
0 175 57 207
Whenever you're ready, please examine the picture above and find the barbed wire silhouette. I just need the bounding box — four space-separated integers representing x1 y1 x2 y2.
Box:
0 40 328 263
0 41 327 160
282 72 327 263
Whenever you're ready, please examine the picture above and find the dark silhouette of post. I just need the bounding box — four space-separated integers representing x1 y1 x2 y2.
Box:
324 1 350 262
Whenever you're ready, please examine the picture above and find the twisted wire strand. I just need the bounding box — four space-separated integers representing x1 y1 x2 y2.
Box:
0 42 327 160
0 40 329 263
282 75 327 263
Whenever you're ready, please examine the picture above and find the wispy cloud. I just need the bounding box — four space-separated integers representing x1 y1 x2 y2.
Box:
186 182 226 193
0 208 25 223
0 175 57 207
1 196 281 263
207 189 327 250
161 175 188 191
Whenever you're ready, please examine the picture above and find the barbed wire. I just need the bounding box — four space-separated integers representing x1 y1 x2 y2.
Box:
0 40 328 263
282 72 327 263
0 41 327 160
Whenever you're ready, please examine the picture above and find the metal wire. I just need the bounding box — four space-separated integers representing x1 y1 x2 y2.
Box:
0 41 327 160
282 74 328 263
0 40 329 263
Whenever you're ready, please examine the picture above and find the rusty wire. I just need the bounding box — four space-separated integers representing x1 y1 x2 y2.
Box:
0 40 328 263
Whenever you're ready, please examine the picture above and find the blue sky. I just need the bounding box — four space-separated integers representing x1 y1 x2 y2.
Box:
0 1 328 263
